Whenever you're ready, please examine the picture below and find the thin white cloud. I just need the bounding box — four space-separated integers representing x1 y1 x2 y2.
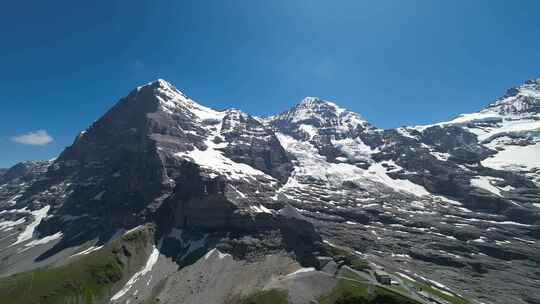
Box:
11 130 54 146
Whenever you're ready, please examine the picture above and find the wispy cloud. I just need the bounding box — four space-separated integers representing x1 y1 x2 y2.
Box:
11 130 54 146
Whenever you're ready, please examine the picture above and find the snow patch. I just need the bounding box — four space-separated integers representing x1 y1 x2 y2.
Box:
154 81 226 122
124 225 145 236
0 217 26 231
367 163 430 197
24 232 63 248
470 176 504 196
203 248 231 260
175 139 272 181
431 151 450 161
71 245 104 257
286 267 316 277
250 205 272 214
298 124 318 139
396 127 418 140
332 137 376 161
396 272 416 282
276 133 430 197
482 142 540 171
13 205 50 245
111 246 159 301
513 237 535 244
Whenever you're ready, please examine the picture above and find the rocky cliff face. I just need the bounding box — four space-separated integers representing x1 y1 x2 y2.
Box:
1 79 540 304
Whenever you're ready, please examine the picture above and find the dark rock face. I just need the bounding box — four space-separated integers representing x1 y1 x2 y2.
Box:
152 159 323 267
1 78 540 304
35 83 171 238
220 110 292 182
157 161 242 232
0 161 50 185
420 125 494 163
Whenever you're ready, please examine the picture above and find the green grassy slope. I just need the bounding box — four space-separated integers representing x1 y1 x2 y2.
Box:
0 227 153 304
233 289 289 304
397 274 470 304
319 278 423 304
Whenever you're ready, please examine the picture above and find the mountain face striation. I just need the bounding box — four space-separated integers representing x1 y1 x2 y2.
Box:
1 79 539 304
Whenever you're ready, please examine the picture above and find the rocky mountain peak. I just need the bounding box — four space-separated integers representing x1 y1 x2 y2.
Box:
485 78 540 114
154 78 174 87
295 96 346 115
270 96 370 130
523 78 540 85
296 96 327 107
502 78 540 99
131 79 225 124
138 78 182 93
141 79 189 104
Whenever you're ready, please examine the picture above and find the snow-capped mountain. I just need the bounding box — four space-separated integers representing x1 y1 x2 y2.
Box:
267 96 373 137
1 79 539 304
443 80 540 186
487 79 540 114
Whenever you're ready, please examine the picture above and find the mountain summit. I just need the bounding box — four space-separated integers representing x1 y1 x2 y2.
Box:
267 96 373 145
1 79 540 304
273 96 370 127
485 78 540 114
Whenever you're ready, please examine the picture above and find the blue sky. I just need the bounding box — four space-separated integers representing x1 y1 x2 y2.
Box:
1 1 540 168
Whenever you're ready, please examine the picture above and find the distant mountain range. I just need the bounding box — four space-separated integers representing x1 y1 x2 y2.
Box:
1 78 539 304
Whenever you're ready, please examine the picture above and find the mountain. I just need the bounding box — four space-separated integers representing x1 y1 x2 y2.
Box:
1 79 539 304
431 79 540 186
